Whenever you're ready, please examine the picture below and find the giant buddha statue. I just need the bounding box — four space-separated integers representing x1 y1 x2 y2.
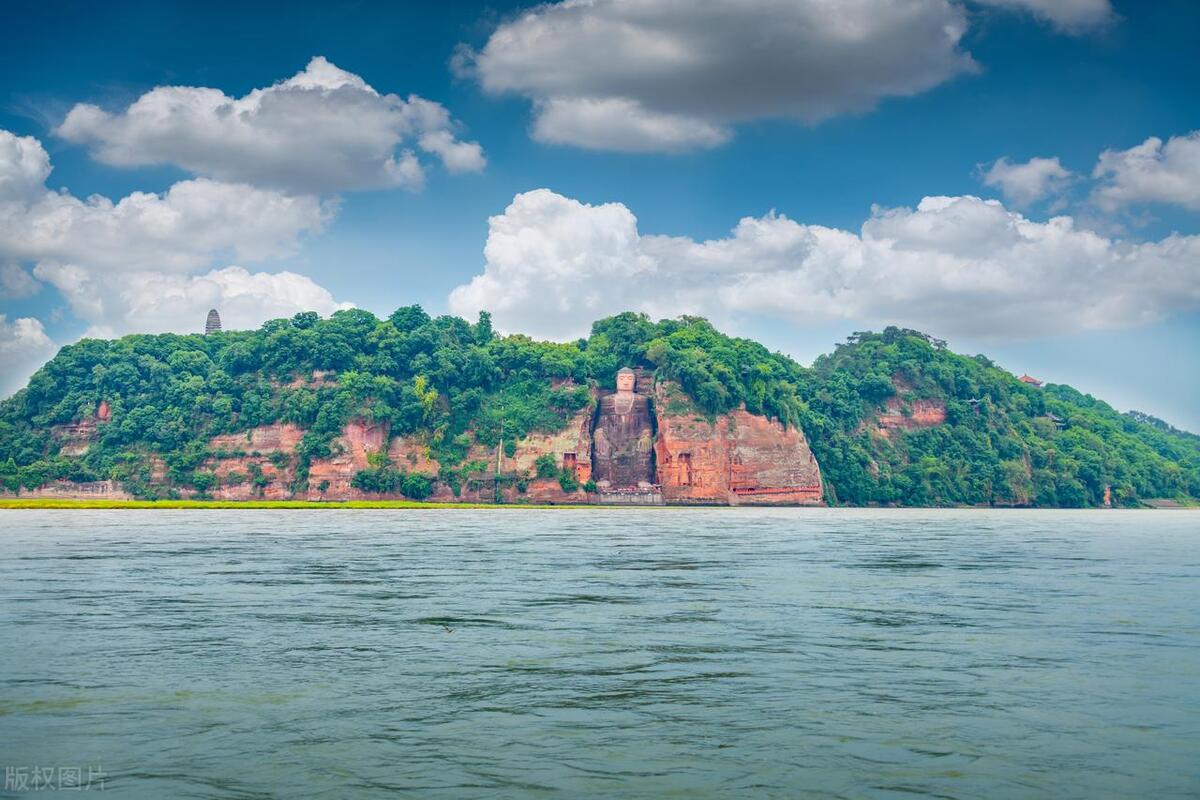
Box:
592 367 656 489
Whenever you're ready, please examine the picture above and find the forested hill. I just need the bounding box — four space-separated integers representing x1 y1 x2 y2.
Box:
0 308 1196 507
794 328 1199 507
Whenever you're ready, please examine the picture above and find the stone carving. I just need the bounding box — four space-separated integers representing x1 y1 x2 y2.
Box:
591 368 657 491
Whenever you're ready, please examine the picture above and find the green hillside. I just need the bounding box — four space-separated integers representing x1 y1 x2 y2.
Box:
0 309 1196 507
797 328 1200 506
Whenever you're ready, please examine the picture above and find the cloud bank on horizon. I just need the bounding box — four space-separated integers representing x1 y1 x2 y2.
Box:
449 187 1200 342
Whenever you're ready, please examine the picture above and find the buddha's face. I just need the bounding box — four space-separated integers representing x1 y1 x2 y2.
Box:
616 372 635 393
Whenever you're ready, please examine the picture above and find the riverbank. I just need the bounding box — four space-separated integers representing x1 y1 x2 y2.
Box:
0 498 1193 510
0 498 586 510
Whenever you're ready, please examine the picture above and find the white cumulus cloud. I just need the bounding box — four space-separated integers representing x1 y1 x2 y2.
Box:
34 265 353 340
449 189 1200 342
1 130 330 274
456 0 978 152
4 181 330 275
970 0 1115 33
0 131 51 202
56 56 485 193
531 97 732 153
1091 131 1200 211
0 315 56 396
981 156 1073 206
0 263 40 299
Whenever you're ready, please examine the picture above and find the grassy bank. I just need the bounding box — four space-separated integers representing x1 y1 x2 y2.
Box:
0 498 590 510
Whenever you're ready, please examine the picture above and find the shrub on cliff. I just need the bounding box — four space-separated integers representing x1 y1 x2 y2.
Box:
351 463 432 499
534 453 559 479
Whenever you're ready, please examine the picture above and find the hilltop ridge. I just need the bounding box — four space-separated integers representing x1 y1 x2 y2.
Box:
0 310 1196 507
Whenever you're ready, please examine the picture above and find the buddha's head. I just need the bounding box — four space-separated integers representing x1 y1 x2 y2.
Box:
616 367 635 394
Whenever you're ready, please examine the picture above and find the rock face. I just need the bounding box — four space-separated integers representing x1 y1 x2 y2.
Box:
205 423 307 500
34 372 824 505
52 419 99 457
871 375 947 437
306 420 389 500
654 382 823 505
50 400 112 456
387 435 442 478
875 398 946 436
209 423 306 454
11 479 130 500
505 404 595 484
591 368 656 490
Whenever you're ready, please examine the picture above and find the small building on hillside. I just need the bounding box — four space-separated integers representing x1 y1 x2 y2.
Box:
205 309 222 335
1018 374 1044 387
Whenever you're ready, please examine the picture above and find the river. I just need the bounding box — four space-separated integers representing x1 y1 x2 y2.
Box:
1 509 1196 798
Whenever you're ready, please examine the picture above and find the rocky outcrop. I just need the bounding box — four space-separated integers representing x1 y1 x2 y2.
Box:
654 382 823 505
875 398 946 436
52 419 99 457
504 404 595 484
870 375 947 437
50 400 112 456
32 376 825 505
203 423 305 500
283 370 338 389
16 480 130 500
209 422 306 454
387 435 442 477
306 419 389 500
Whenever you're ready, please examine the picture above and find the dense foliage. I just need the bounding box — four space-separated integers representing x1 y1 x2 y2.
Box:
0 309 1195 506
796 327 1200 507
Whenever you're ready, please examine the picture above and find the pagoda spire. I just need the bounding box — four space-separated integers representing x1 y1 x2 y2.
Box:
205 308 222 335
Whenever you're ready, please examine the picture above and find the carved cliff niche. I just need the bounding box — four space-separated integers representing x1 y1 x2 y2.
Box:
591 368 657 489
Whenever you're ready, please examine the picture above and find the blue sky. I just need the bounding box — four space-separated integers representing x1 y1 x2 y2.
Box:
1 0 1197 429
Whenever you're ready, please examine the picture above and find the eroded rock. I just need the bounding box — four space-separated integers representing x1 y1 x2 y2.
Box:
654 381 823 505
35 375 824 505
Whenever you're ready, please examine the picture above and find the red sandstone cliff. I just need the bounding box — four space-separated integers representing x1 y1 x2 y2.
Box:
653 382 823 505
50 400 112 457
193 406 598 504
307 420 389 500
872 397 947 437
31 379 826 505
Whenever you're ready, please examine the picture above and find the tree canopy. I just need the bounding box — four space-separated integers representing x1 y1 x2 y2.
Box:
0 311 1195 507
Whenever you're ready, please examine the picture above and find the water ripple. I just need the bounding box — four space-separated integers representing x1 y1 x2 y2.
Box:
0 508 1197 799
